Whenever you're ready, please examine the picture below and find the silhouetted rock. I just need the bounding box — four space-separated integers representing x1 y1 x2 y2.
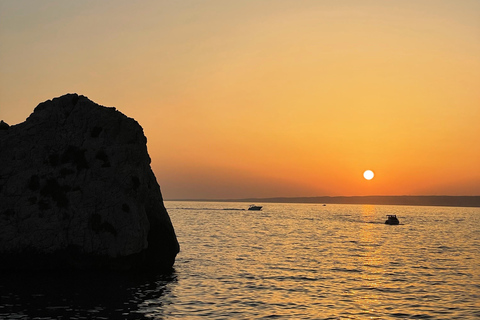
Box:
0 94 179 272
0 120 9 130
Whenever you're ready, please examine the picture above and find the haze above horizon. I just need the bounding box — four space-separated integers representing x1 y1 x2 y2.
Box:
1 1 479 199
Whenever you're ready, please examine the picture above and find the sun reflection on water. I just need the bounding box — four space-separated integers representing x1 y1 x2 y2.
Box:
353 205 384 316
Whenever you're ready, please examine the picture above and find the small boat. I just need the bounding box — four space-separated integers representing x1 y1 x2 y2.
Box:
248 205 262 211
385 215 399 225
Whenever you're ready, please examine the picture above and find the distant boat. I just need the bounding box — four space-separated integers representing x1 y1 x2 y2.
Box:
385 215 400 225
248 205 262 211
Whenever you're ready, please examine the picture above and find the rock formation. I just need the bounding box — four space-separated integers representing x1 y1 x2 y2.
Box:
0 94 179 271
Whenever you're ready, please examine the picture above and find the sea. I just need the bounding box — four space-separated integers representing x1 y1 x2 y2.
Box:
1 201 479 319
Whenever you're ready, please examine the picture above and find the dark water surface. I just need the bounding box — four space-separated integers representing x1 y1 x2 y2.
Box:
0 271 174 319
1 202 479 319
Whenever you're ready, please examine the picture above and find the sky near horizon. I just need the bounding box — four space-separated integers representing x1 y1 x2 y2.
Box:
1 0 479 199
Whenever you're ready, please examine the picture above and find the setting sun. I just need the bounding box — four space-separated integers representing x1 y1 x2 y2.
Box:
364 170 374 180
0 1 479 199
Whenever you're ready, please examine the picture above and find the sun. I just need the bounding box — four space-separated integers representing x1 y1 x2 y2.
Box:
363 170 374 180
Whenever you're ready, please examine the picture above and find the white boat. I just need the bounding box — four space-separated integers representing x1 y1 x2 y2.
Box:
248 205 262 211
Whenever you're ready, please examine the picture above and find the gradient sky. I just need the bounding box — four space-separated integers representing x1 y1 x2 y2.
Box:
1 0 479 199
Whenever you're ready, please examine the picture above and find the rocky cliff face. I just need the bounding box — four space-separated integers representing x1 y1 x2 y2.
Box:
0 94 179 271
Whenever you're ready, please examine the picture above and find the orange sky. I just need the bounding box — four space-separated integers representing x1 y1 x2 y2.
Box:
1 1 479 199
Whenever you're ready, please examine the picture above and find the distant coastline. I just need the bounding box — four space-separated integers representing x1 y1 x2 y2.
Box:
167 196 480 208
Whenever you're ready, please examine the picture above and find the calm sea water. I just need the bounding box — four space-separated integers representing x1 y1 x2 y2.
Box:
1 201 479 319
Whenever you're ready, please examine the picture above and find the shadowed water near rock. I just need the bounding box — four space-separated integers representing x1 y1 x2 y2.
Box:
0 271 176 319
0 94 179 272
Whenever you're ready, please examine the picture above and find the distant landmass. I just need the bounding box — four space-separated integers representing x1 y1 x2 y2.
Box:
170 196 480 208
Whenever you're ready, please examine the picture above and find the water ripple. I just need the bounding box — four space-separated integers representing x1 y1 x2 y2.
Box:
2 202 479 319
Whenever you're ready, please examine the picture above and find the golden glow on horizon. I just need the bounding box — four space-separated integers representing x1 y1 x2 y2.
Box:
364 170 374 181
1 1 479 199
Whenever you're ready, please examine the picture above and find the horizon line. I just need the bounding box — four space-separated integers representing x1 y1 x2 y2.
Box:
166 195 480 201
165 195 480 208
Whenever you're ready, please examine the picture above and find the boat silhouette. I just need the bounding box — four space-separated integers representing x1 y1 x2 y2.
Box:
385 215 400 225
